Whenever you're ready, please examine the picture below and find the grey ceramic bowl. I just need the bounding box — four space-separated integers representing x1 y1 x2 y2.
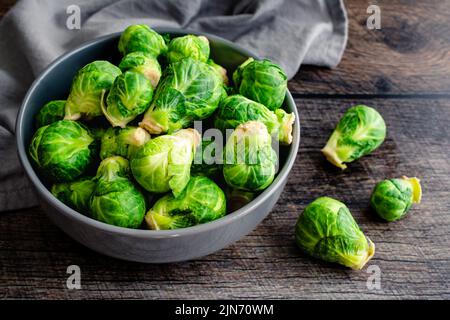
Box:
16 28 300 263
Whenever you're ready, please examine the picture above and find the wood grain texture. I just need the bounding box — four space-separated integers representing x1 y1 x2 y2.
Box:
289 0 450 95
2 98 449 300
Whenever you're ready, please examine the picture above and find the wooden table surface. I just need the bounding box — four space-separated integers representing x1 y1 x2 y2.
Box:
1 0 450 300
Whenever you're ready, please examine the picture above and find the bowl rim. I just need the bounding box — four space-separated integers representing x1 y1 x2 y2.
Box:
16 28 300 239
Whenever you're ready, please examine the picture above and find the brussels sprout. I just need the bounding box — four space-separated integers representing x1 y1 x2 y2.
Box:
139 58 223 134
207 59 229 86
100 126 150 160
233 58 287 111
167 35 210 64
370 176 422 222
90 156 146 228
131 128 200 197
295 197 375 270
215 94 295 145
29 120 96 182
145 176 226 230
35 100 65 128
322 105 386 170
102 70 153 128
118 24 168 57
223 121 277 191
51 177 96 214
119 52 162 88
65 61 122 120
191 138 221 177
226 188 255 212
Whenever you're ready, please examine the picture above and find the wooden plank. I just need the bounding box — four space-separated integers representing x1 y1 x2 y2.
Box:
2 97 449 299
289 0 450 95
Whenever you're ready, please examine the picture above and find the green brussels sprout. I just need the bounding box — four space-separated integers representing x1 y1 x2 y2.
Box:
191 138 221 177
139 58 223 134
223 121 277 191
118 24 168 57
167 35 210 64
207 59 229 86
29 120 96 182
102 70 153 128
90 156 146 228
322 105 386 170
51 177 96 214
119 52 162 88
145 176 226 230
100 126 150 160
233 58 287 111
215 94 295 145
35 100 66 128
65 61 122 120
370 176 422 222
226 188 255 212
295 197 375 270
131 128 200 197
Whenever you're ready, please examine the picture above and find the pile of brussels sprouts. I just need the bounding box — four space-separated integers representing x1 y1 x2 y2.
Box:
29 24 294 230
295 105 422 269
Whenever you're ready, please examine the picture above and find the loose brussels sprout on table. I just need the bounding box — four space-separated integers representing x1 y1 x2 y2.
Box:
102 70 153 128
29 120 96 182
35 100 66 128
223 121 278 191
215 94 295 145
90 156 146 228
139 58 224 134
100 126 150 160
118 24 168 57
167 34 210 64
371 176 422 222
119 52 162 88
145 176 226 230
64 61 122 120
295 197 375 270
131 128 200 197
322 105 386 170
233 58 287 111
51 177 96 214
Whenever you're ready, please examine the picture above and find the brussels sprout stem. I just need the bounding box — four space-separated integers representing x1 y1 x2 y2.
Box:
402 176 422 203
139 110 168 134
173 128 201 150
321 145 347 169
351 238 375 270
100 90 126 128
276 110 295 145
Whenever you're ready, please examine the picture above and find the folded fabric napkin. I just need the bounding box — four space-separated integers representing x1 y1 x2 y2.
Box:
0 0 347 211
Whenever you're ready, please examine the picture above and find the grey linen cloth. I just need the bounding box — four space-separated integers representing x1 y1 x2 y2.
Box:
0 0 347 211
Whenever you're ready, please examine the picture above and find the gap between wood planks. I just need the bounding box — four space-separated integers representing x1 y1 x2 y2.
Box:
290 92 450 100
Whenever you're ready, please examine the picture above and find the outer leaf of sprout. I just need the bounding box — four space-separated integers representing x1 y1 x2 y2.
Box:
35 100 66 128
139 58 223 134
100 126 150 160
65 61 121 120
145 176 226 230
167 35 210 64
